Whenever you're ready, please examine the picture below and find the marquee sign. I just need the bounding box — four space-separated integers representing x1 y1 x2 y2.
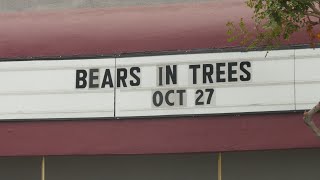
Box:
0 48 319 120
0 59 115 119
115 50 295 117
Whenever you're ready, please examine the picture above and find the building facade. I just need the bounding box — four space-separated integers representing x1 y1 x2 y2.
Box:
0 0 319 179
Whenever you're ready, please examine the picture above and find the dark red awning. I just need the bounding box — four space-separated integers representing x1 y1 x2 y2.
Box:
0 1 311 59
0 113 319 156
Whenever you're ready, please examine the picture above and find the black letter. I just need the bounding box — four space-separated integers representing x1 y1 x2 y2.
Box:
130 67 141 86
205 89 215 104
176 90 186 106
203 64 214 84
76 70 87 88
158 67 163 86
89 69 99 88
228 62 238 82
195 90 204 105
240 61 251 81
101 69 114 88
117 68 128 87
216 63 226 82
189 65 201 84
153 91 163 107
166 65 177 85
165 90 175 106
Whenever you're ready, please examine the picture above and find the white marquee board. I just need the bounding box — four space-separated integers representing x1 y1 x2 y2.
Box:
295 48 320 110
116 50 295 117
0 48 319 120
0 59 115 119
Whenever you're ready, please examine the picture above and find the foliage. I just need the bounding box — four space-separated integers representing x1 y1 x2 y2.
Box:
227 0 320 49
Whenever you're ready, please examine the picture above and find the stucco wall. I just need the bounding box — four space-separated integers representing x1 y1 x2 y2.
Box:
0 0 215 12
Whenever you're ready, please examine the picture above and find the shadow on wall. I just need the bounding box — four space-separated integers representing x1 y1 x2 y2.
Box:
0 149 320 180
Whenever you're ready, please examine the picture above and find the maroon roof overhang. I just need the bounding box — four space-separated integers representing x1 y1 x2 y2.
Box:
0 1 319 156
0 113 319 156
0 0 312 59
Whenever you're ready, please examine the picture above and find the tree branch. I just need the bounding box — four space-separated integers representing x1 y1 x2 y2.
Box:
305 12 320 19
305 14 319 26
303 102 320 137
309 3 320 15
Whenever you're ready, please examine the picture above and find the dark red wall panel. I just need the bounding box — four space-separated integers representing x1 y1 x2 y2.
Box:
0 1 311 59
0 113 319 156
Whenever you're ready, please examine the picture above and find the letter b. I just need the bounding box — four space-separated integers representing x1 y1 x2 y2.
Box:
76 70 87 88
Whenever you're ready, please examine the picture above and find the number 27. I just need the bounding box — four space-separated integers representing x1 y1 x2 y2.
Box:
195 89 215 105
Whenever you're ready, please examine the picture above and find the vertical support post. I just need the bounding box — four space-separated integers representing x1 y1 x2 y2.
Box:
41 156 45 180
218 152 222 180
